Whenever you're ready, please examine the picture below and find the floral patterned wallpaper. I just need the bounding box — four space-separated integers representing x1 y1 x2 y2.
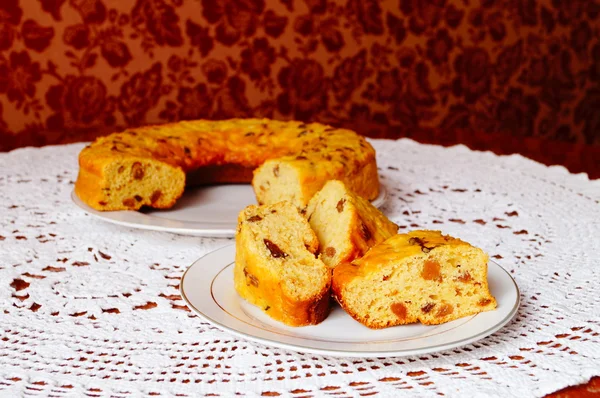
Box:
0 0 599 168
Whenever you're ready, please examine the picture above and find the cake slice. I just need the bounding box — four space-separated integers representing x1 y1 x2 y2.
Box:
234 201 332 326
332 230 497 329
75 133 187 211
305 180 398 268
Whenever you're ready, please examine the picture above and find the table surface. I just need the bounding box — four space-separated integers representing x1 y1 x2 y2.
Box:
1 139 598 397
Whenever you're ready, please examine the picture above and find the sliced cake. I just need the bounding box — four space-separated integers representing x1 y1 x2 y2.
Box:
305 180 398 268
332 230 497 329
234 201 332 326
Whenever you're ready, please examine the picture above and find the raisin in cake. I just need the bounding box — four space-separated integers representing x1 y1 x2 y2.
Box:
332 230 497 329
234 201 332 326
305 180 398 268
75 118 379 211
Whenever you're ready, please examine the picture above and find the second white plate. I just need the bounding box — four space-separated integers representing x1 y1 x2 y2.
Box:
72 184 387 237
180 245 520 357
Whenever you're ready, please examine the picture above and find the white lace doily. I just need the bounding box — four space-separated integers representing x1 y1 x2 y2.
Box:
1 139 598 397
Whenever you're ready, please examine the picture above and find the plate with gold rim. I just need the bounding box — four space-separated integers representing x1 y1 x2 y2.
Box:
180 245 520 357
71 184 387 238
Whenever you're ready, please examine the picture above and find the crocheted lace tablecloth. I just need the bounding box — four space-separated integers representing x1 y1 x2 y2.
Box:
1 140 599 397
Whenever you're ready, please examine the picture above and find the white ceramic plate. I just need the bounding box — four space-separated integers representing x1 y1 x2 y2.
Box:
71 185 387 237
180 245 520 357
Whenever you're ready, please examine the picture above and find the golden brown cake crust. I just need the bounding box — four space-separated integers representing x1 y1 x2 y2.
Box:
279 286 331 326
75 118 379 211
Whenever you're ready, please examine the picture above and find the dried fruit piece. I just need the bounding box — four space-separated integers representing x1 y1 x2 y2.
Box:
324 247 336 257
421 302 436 313
360 222 372 241
243 268 259 287
409 237 423 246
150 190 162 204
134 195 143 202
336 198 346 213
264 239 288 258
391 303 407 320
457 271 472 283
436 303 454 317
478 298 492 306
122 198 135 207
273 165 279 177
247 215 263 222
409 236 436 253
421 260 442 282
132 162 144 180
118 166 125 174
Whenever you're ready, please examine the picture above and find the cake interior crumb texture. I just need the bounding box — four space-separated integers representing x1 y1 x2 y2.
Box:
306 180 398 268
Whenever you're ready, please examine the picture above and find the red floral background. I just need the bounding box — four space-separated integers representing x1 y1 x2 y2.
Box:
0 0 599 177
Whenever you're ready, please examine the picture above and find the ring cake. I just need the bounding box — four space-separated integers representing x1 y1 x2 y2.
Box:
75 118 379 211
